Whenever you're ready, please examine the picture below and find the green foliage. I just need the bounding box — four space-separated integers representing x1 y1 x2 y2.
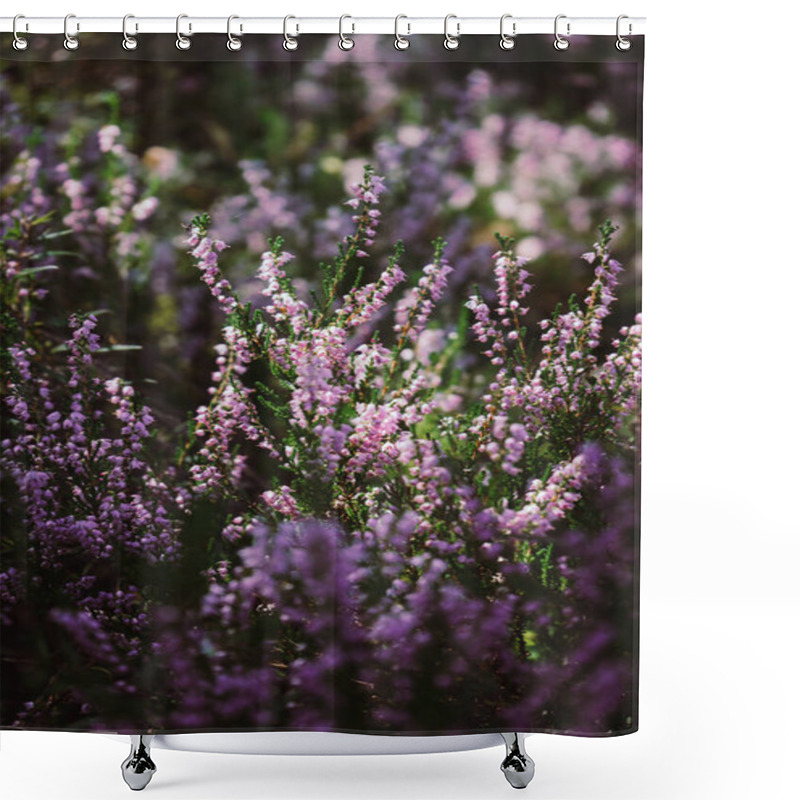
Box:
190 212 212 237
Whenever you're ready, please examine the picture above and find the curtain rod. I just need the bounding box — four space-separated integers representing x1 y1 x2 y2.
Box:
1 16 646 37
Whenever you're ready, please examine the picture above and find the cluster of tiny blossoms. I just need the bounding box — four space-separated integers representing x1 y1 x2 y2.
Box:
393 244 453 346
344 170 386 256
170 170 641 732
2 316 179 570
181 171 640 543
522 224 641 446
1 166 640 734
187 226 237 315
1 312 184 726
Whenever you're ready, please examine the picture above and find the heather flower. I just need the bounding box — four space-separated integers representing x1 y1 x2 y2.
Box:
343 402 402 480
392 240 453 346
287 331 350 429
2 152 639 734
338 262 406 328
187 226 237 315
256 244 309 335
97 124 121 153
261 486 301 519
2 315 181 572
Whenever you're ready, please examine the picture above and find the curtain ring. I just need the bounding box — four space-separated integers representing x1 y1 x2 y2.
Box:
499 14 516 50
176 13 192 50
616 14 632 51
394 15 410 50
339 14 354 50
554 14 570 51
122 14 138 51
12 14 29 51
283 15 299 51
443 14 460 51
63 14 79 51
227 15 242 51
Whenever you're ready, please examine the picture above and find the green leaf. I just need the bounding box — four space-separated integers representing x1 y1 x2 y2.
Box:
18 265 59 277
29 211 56 226
189 213 212 236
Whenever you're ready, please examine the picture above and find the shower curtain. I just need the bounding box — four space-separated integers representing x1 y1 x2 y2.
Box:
0 30 643 738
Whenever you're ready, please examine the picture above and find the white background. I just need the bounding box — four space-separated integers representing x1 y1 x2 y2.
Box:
2 1 799 798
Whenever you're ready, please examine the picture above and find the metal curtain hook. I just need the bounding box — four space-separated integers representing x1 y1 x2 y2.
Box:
444 14 460 50
283 15 299 51
12 14 29 51
394 15 410 50
176 13 192 50
63 13 79 51
339 14 354 50
554 14 570 50
122 14 138 50
499 14 516 50
616 14 632 51
227 15 242 51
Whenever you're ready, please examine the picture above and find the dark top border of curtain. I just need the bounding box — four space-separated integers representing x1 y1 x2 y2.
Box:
1 33 644 64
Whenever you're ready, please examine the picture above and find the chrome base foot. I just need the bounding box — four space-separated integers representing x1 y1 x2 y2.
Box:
500 733 535 789
121 735 157 791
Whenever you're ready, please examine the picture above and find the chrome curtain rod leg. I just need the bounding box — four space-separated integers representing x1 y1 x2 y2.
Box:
121 734 157 791
500 733 535 789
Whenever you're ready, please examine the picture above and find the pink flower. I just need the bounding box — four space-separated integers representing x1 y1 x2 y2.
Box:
97 124 121 153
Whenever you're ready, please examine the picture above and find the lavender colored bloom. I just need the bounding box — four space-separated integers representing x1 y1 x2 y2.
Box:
2 144 639 734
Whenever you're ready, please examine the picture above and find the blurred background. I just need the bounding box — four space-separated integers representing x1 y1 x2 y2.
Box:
3 33 641 425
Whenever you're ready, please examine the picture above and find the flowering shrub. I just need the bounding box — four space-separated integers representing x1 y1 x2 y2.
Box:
2 36 642 734
1 159 640 733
